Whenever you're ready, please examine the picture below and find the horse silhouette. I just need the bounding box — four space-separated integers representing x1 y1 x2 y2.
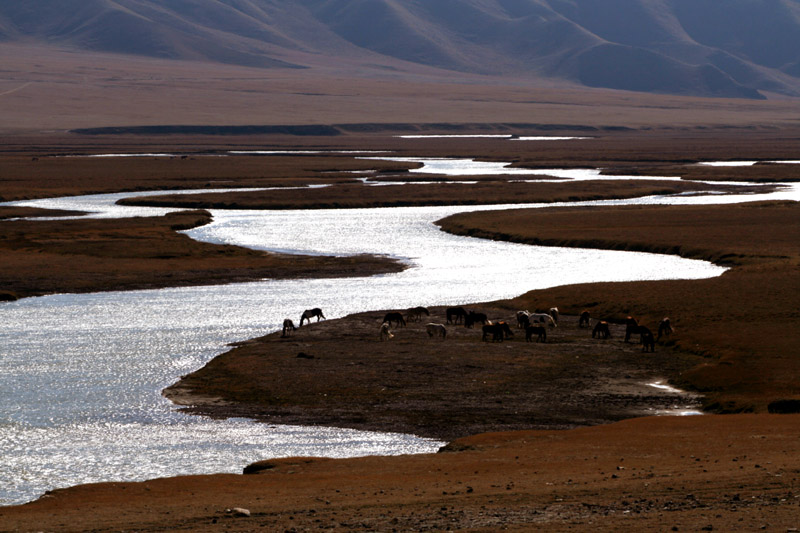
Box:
281 318 296 337
525 325 547 343
406 306 430 322
300 308 325 326
383 312 406 327
446 306 468 324
592 321 611 339
482 321 513 342
657 317 673 341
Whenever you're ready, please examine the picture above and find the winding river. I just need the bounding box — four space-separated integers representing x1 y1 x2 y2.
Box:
1 157 797 505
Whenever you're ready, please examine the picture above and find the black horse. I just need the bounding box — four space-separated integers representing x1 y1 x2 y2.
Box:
383 311 407 327
446 306 468 324
464 311 488 328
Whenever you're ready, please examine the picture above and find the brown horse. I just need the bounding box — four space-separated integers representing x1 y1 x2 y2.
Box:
624 316 639 343
657 317 673 341
516 310 531 329
578 310 591 328
300 308 325 326
281 318 296 337
406 306 430 322
525 325 547 343
482 321 513 342
592 321 611 339
640 326 656 352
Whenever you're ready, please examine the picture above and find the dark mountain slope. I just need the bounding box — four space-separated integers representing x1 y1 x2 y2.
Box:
1 0 798 99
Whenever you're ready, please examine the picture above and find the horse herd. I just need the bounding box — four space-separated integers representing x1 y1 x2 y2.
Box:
280 305 673 352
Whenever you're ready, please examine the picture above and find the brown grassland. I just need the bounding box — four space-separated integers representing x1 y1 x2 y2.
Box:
1 121 800 530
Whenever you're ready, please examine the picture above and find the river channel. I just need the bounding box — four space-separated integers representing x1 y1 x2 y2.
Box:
1 157 797 505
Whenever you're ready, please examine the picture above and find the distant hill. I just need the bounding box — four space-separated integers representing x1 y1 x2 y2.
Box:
2 0 799 99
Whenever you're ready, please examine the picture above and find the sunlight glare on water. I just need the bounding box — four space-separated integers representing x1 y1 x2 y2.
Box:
1 156 795 505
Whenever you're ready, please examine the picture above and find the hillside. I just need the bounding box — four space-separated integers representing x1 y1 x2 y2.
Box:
1 0 799 99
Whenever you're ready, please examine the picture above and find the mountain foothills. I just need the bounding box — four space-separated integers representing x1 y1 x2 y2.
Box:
1 0 799 100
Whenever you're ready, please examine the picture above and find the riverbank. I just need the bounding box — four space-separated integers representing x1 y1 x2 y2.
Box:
0 209 402 301
438 201 800 414
3 414 799 531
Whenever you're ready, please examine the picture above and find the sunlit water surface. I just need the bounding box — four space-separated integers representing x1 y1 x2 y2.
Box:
2 157 797 505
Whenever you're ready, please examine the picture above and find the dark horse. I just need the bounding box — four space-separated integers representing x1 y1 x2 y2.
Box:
464 311 488 328
446 306 468 325
640 326 656 352
624 316 640 343
406 306 430 322
592 321 611 339
657 317 673 341
482 321 513 342
383 311 406 327
525 325 546 343
281 318 296 337
300 308 325 326
578 310 591 328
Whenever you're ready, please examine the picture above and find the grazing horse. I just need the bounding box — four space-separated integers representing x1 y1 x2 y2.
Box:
529 313 557 328
592 321 611 339
516 310 531 329
624 316 639 343
426 323 447 340
525 325 547 343
578 310 591 328
548 307 559 325
300 308 325 326
482 321 513 342
406 306 430 322
383 312 406 327
640 326 655 352
446 306 468 324
657 317 673 341
281 318 296 337
379 322 394 341
464 311 488 328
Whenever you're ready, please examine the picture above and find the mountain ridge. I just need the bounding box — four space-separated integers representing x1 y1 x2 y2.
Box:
2 0 799 99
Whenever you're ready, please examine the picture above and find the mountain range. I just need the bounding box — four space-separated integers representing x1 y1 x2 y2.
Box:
2 0 800 100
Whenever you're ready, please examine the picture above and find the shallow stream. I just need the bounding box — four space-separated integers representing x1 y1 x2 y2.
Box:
1 156 797 505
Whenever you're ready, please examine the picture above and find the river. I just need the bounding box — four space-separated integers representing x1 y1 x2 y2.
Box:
1 156 797 505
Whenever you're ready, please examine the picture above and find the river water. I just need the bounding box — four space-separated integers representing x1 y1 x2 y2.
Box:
1 157 797 505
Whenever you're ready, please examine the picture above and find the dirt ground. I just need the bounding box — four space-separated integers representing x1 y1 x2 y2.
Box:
165 306 705 442
1 131 800 531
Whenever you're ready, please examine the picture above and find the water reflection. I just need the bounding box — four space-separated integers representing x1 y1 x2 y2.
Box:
1 157 796 505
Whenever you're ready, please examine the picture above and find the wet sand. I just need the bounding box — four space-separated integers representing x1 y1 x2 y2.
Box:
1 131 800 531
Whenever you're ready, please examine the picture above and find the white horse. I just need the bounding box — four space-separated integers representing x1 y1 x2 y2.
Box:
426 323 447 340
529 313 557 328
281 318 296 337
548 307 559 325
380 321 394 341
